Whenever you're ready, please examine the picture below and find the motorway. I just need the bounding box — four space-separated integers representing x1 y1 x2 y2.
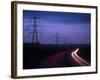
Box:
42 48 90 67
71 48 90 66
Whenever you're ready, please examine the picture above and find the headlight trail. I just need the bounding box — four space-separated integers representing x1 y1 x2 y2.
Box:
41 48 90 67
71 48 90 66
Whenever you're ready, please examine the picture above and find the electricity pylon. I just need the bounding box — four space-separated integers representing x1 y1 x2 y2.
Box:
30 16 42 43
56 32 59 45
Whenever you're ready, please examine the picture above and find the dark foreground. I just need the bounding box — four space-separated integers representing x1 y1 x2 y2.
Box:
23 43 91 69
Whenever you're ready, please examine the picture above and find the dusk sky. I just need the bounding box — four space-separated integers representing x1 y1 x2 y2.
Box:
23 10 91 45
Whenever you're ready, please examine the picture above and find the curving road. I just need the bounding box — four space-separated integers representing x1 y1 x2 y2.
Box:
71 48 90 66
41 48 90 67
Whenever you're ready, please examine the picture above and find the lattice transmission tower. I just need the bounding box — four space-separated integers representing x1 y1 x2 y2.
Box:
30 16 42 43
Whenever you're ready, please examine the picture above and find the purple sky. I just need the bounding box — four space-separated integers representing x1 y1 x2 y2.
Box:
23 10 91 45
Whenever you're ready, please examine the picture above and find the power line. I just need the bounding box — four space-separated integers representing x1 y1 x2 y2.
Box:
30 16 42 43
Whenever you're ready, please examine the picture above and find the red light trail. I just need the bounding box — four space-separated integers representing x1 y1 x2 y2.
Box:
42 48 90 67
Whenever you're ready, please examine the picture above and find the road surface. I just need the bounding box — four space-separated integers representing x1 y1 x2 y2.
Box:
42 48 90 67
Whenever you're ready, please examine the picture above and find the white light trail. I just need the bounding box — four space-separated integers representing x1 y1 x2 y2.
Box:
71 48 90 66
